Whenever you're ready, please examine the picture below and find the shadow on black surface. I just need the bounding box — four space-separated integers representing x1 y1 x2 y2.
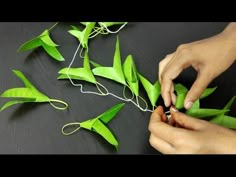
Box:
8 103 42 122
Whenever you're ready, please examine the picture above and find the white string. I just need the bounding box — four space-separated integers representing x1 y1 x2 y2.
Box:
65 22 154 113
99 22 128 34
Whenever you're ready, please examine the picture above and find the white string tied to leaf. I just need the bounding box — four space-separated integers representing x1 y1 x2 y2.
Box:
65 22 154 113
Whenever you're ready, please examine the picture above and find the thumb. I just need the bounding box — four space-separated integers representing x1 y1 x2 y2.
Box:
184 69 213 109
170 106 204 130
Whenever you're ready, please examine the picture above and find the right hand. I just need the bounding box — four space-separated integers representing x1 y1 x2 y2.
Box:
159 23 236 109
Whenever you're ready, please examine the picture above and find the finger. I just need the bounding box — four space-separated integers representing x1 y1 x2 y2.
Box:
159 53 175 82
149 134 174 154
149 107 179 143
168 117 176 126
160 54 190 107
149 106 168 123
184 69 214 109
170 106 204 130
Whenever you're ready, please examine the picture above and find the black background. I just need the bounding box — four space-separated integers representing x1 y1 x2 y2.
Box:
0 22 235 154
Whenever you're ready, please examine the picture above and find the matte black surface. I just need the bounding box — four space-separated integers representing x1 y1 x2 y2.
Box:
0 22 235 154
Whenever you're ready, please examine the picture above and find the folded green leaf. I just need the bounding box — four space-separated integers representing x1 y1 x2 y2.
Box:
200 87 217 99
210 96 236 128
92 120 118 150
40 32 58 47
92 36 127 86
96 103 125 124
185 108 229 119
0 99 34 112
0 70 68 111
80 103 124 150
1 88 49 102
138 73 160 107
12 70 36 89
90 60 103 68
174 83 188 109
123 55 139 96
18 29 64 61
68 22 96 48
210 115 236 129
17 38 42 52
58 51 96 84
223 96 236 110
189 99 200 109
41 42 64 61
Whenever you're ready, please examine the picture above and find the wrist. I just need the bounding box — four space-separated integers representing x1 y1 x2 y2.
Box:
220 23 236 62
222 23 236 39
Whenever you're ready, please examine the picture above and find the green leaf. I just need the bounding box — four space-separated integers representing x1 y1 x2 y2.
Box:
58 68 96 84
92 119 118 150
200 87 217 99
17 37 42 52
1 88 49 102
175 83 188 94
138 73 160 107
92 36 127 85
190 99 200 109
123 55 139 96
209 96 236 128
97 103 125 124
12 70 36 89
41 42 64 61
68 22 96 48
174 83 188 109
0 70 67 111
0 99 34 112
90 60 103 68
79 103 124 150
40 32 59 47
58 51 96 84
185 108 229 119
18 30 64 62
80 118 98 130
210 115 236 129
223 96 236 110
98 22 127 28
71 25 82 31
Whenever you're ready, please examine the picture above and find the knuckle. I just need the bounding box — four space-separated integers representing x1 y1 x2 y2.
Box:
148 122 154 132
177 44 187 51
177 44 192 56
149 135 155 146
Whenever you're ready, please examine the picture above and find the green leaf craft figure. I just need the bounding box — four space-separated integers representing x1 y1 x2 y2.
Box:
58 51 97 84
138 73 161 108
62 103 125 150
92 36 127 86
0 70 68 111
18 30 64 61
68 22 96 49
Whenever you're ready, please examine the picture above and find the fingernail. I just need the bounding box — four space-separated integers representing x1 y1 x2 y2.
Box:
164 100 168 107
185 101 193 109
171 106 178 112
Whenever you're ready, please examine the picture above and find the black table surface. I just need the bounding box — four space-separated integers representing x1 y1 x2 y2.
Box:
0 22 235 154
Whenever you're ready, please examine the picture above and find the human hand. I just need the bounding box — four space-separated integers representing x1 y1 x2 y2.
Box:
148 106 236 154
159 23 236 109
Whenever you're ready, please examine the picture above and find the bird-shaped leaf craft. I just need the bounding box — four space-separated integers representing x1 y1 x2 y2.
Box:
62 103 125 150
0 70 68 111
18 30 64 61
